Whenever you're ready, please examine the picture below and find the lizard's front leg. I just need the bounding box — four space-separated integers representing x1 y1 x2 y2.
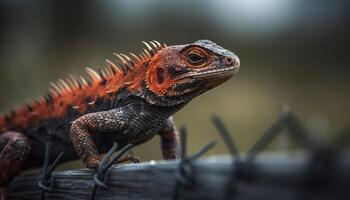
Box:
158 117 181 160
70 109 129 169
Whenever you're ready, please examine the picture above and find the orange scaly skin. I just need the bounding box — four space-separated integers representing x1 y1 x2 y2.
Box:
0 40 240 190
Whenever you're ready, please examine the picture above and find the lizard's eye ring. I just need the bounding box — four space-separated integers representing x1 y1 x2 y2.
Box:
184 48 209 67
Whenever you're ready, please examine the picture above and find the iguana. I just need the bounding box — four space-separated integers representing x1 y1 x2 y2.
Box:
0 40 240 190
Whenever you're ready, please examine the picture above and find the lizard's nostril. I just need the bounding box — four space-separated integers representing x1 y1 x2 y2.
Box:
224 57 234 65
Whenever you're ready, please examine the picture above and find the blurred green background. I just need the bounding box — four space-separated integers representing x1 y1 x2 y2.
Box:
0 0 349 167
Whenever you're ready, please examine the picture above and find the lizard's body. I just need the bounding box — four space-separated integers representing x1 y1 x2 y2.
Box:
0 40 240 189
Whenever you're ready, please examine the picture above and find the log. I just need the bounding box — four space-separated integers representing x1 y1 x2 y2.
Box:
9 152 350 200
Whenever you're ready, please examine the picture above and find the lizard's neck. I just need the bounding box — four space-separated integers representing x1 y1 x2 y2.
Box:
137 81 196 107
128 94 187 118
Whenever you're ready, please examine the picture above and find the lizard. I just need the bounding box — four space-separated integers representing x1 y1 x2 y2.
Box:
0 40 240 190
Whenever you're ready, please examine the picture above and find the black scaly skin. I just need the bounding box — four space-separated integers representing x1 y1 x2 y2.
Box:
70 95 184 168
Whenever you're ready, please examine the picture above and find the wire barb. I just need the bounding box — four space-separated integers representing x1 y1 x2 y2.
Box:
39 141 64 200
245 110 317 163
211 115 240 159
211 114 242 200
172 126 216 200
89 142 133 200
211 110 321 200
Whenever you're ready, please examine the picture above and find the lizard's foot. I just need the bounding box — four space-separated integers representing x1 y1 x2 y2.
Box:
85 149 139 169
89 143 134 199
92 143 132 183
86 155 102 169
114 154 141 164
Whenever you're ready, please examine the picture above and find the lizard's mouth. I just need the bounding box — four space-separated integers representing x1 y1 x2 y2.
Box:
187 65 239 78
174 65 238 82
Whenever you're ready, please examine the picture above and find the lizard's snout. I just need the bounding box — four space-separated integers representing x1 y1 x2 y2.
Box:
225 55 240 69
224 55 240 75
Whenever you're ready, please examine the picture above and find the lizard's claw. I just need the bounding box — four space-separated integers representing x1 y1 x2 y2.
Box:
115 154 141 164
85 155 102 169
128 154 141 163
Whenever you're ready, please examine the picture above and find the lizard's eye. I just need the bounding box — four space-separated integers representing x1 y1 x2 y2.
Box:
185 48 208 67
188 52 204 64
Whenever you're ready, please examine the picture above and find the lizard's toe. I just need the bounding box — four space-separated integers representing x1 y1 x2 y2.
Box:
85 155 101 169
127 154 141 163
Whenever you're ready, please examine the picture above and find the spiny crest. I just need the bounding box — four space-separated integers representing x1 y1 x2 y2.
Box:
0 40 171 131
49 75 88 97
46 40 166 98
0 40 167 124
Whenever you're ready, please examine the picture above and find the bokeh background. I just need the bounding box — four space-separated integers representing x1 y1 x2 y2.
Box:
0 0 349 168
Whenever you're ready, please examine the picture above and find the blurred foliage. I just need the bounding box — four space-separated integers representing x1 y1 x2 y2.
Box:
0 0 349 168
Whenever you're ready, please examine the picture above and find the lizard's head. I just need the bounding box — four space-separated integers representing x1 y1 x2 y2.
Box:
144 40 240 106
